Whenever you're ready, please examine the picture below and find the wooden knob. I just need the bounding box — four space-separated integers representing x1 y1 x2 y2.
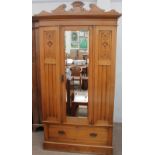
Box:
58 130 65 135
89 133 97 137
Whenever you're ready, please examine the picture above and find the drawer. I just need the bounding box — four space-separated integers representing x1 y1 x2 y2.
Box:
47 125 110 145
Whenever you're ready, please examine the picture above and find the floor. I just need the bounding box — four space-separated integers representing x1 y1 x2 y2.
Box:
32 123 122 155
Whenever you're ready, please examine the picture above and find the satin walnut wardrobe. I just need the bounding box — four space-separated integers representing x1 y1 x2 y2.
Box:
32 1 121 155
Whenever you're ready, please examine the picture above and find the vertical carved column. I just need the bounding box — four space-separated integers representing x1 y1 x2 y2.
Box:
40 27 61 123
94 27 114 124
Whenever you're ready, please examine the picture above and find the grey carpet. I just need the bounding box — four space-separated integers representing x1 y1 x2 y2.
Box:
32 123 122 155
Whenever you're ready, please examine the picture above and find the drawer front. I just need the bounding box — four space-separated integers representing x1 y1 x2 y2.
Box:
47 125 111 145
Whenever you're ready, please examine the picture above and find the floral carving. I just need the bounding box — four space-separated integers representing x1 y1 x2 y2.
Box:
70 1 86 12
47 41 53 47
44 31 56 59
102 42 108 48
99 31 112 60
47 32 52 40
46 32 53 47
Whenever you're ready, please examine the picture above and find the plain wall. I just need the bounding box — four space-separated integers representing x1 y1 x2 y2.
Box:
32 0 122 123
111 1 122 123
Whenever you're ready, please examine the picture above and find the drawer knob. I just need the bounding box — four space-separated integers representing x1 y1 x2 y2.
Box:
90 133 97 137
58 130 65 135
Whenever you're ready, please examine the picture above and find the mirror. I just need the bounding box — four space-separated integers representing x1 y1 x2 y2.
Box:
65 30 89 117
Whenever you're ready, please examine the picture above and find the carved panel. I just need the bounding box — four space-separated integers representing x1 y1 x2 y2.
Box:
44 64 57 119
94 27 114 124
44 31 56 59
98 30 112 61
40 27 60 122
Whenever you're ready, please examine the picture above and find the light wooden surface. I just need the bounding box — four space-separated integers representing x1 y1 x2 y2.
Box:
39 27 61 123
32 123 122 155
32 1 121 154
47 125 109 145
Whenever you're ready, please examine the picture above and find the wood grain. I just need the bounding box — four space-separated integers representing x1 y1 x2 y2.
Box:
43 141 112 155
32 1 121 154
94 26 116 126
39 27 61 123
33 1 121 21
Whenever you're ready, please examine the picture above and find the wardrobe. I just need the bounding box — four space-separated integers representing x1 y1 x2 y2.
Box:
32 1 121 154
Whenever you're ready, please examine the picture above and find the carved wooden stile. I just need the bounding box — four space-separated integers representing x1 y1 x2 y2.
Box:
39 27 61 123
94 27 115 125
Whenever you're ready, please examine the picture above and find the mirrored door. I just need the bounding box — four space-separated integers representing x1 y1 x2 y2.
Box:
64 30 89 118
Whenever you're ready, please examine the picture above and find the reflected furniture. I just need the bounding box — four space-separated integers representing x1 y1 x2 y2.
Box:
66 79 74 116
78 51 84 60
81 76 88 90
70 66 82 90
70 50 78 59
32 1 121 154
71 94 88 116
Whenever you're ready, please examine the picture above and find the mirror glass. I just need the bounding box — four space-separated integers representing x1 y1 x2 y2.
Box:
65 30 89 117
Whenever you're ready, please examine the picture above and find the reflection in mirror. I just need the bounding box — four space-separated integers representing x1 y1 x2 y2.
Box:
65 30 89 117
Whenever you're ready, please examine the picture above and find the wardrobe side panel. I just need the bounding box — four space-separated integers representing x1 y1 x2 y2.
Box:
32 27 39 128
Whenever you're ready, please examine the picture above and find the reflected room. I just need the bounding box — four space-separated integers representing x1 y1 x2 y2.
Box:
65 30 89 117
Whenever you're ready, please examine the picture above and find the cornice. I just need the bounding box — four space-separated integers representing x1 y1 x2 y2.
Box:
33 1 121 20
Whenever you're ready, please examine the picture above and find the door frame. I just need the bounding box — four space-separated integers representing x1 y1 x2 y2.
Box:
60 26 94 125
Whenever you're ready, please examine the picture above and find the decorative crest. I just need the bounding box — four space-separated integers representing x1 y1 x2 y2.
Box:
52 4 66 13
70 1 86 12
33 1 121 19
